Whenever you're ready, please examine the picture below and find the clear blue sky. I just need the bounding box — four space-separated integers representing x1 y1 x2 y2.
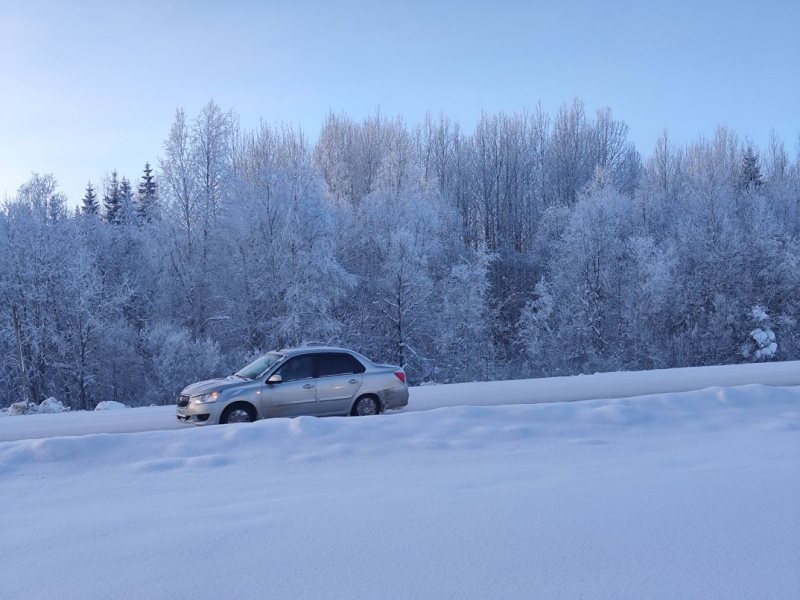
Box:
2 0 798 205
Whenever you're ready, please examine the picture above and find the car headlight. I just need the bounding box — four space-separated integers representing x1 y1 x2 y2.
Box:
193 391 220 404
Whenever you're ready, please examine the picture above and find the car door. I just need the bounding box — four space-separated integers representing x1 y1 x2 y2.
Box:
260 355 317 418
314 353 364 415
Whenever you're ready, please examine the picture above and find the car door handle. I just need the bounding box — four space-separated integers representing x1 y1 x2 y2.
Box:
349 379 358 384
303 383 314 389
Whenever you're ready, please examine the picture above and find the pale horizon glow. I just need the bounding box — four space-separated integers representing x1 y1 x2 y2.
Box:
2 0 798 205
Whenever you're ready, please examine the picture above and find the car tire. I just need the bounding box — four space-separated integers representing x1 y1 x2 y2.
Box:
352 395 381 417
220 403 256 424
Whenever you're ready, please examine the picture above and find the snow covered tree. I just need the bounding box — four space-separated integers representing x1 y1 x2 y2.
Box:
316 113 462 377
432 246 497 382
518 277 558 376
140 321 224 405
14 173 68 224
519 168 636 374
103 170 121 224
119 176 135 224
227 122 352 353
592 106 641 195
739 144 763 192
158 101 235 342
465 111 541 252
547 98 595 206
342 187 444 375
1 175 79 403
52 223 131 410
314 110 407 208
635 130 686 236
621 236 678 369
81 181 99 216
314 111 360 206
136 162 158 221
742 306 777 361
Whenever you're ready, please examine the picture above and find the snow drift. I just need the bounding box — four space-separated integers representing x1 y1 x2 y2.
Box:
1 383 798 599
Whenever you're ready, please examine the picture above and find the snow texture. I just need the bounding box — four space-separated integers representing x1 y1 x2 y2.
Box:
752 305 770 322
744 305 779 360
6 397 69 416
94 401 127 411
0 365 798 600
750 328 778 359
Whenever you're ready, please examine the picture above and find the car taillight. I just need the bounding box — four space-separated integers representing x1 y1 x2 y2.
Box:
394 371 406 383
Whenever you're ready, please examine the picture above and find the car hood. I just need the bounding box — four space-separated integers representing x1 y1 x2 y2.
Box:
181 376 246 397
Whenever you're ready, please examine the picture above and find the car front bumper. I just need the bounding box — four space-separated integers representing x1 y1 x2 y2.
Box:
176 401 225 425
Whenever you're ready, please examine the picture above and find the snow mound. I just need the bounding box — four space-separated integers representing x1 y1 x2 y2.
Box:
7 398 69 415
8 401 32 416
95 401 128 411
39 397 69 413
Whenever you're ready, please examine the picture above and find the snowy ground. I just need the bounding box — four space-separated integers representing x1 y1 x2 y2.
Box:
1 367 799 599
2 360 799 442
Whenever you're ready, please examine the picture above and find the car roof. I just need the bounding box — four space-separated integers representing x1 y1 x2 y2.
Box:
277 346 355 356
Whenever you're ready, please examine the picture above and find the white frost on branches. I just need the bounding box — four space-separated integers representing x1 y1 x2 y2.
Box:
743 305 778 360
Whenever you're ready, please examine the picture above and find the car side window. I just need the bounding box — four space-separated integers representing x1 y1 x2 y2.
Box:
317 353 366 377
277 356 314 382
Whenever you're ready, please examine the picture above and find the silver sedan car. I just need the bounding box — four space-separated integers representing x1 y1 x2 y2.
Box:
176 347 409 425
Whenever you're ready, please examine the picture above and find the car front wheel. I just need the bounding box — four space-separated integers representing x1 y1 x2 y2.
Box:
220 403 256 424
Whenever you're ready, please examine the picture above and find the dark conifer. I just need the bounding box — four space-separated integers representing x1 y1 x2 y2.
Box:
103 170 121 224
136 162 158 222
120 176 134 223
740 145 763 191
81 181 99 215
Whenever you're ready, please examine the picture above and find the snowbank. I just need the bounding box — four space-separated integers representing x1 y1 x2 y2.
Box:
94 401 128 411
0 384 798 600
6 397 69 416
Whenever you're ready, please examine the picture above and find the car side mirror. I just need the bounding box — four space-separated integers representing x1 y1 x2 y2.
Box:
266 373 282 384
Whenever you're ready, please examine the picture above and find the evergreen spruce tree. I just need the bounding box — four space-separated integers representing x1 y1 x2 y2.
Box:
136 162 158 222
740 145 763 191
119 176 134 223
81 181 99 215
103 170 121 224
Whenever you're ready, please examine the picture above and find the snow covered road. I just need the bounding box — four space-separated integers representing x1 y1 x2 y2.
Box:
407 359 800 411
2 360 799 442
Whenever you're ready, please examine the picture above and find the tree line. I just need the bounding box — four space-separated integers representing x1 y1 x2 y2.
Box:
1 99 798 409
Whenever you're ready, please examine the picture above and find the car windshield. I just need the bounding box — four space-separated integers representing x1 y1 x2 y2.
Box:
235 353 283 380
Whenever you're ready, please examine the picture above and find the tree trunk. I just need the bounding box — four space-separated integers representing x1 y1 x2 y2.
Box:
12 303 32 404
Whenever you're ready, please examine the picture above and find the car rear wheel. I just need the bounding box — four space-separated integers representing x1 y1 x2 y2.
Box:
220 403 256 424
352 395 380 416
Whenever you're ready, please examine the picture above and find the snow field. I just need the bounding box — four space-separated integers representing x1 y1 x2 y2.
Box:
1 384 799 599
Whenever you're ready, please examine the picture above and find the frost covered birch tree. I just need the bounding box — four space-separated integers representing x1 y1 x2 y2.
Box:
159 101 234 342
227 123 351 353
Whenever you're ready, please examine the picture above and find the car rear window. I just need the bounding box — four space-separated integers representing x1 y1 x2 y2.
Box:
317 353 366 377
